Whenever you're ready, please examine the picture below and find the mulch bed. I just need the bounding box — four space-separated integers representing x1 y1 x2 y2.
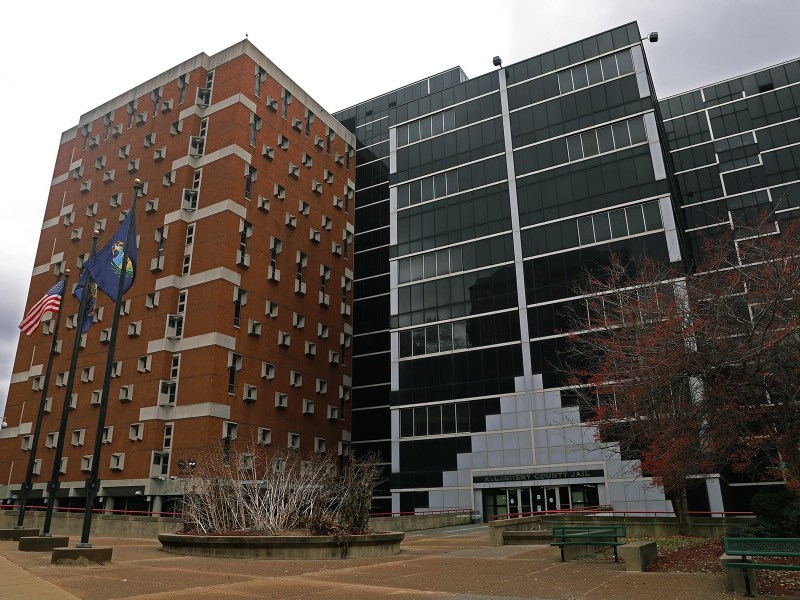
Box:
646 537 800 597
579 536 800 596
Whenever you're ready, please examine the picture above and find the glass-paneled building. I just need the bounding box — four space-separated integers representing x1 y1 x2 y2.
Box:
336 22 798 518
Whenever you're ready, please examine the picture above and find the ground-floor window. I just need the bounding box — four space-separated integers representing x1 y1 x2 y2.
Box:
482 483 599 521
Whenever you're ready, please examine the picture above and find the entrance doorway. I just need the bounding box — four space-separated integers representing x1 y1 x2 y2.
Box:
482 484 599 521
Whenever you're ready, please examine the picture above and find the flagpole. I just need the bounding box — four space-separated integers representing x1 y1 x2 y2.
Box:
41 233 99 537
15 272 68 529
77 179 140 548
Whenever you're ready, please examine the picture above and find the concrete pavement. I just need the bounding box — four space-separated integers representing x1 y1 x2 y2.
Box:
0 525 795 599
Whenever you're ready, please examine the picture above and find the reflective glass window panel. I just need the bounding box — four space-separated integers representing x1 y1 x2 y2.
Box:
612 121 631 148
572 65 589 89
409 180 422 204
558 70 573 94
413 407 427 436
425 326 439 354
412 329 426 355
441 404 456 434
432 113 444 135
399 258 411 283
439 322 453 352
452 321 468 349
421 177 434 202
581 131 599 157
609 209 628 238
424 252 437 278
398 184 410 209
616 50 634 75
566 135 583 161
446 170 459 194
444 110 456 131
410 255 423 281
628 117 647 144
420 117 432 139
400 409 413 437
597 126 614 153
408 122 420 143
397 125 409 146
577 216 594 244
600 54 619 79
436 249 450 276
433 173 447 198
642 201 663 230
399 330 413 357
586 60 603 85
450 246 463 272
593 212 612 241
456 403 470 432
625 205 646 234
428 405 442 435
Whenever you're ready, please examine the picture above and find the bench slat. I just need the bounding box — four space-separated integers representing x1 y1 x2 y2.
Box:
726 561 800 571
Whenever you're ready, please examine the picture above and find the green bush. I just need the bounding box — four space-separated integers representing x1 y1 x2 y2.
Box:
730 490 800 537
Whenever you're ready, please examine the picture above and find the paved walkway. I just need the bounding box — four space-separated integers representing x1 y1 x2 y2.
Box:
0 526 796 599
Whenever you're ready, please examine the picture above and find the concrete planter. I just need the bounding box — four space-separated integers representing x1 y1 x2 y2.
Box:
158 531 404 559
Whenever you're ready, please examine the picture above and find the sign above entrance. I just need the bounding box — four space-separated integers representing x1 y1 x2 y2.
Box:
473 469 604 484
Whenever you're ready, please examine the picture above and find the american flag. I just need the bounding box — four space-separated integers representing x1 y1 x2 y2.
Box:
18 280 66 336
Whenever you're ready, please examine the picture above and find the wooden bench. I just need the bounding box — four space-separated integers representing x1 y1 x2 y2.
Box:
723 537 800 596
550 526 627 562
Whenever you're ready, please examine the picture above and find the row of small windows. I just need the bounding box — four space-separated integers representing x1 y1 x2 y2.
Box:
565 116 647 162
398 310 521 358
397 234 513 285
520 201 663 258
556 49 634 96
397 170 459 209
396 108 457 147
399 398 501 438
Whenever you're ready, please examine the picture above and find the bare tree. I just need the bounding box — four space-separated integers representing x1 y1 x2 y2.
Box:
563 215 800 535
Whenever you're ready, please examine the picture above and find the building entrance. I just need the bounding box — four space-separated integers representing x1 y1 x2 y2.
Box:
482 484 599 520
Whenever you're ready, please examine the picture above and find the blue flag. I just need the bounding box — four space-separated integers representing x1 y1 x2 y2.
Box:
84 209 137 301
73 270 99 333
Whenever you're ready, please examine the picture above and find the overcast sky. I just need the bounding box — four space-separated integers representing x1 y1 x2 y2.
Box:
2 0 799 417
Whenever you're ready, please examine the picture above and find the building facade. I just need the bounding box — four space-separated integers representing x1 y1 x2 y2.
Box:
0 40 356 513
336 22 800 519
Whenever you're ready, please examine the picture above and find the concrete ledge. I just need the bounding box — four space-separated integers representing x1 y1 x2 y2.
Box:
0 528 39 541
619 540 658 571
51 546 113 566
158 531 404 559
502 530 551 545
720 553 758 594
18 535 69 552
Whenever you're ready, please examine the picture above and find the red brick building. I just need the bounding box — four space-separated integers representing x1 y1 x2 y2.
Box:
0 40 356 514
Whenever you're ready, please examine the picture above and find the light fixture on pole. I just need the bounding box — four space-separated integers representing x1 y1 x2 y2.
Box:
642 32 659 43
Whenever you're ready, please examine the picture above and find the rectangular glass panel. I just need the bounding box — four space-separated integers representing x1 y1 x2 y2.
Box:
424 252 437 278
558 70 573 94
600 55 618 79
420 117 432 140
616 49 634 75
409 180 422 204
397 125 409 147
597 126 614 153
400 408 413 437
399 330 413 357
628 117 647 144
449 246 463 272
593 212 612 241
642 201 663 230
444 109 456 131
577 216 594 244
456 403 470 432
436 249 450 276
625 205 646 234
425 326 439 353
566 135 583 161
421 177 434 201
609 208 628 238
581 131 599 157
612 121 631 148
412 328 426 355
413 407 427 436
441 404 456 434
428 405 442 435
586 60 603 85
398 184 410 209
439 322 453 351
446 170 459 194
432 113 444 135
410 255 423 281
572 65 589 89
433 173 447 198
398 258 411 283
408 122 420 143
452 320 468 349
